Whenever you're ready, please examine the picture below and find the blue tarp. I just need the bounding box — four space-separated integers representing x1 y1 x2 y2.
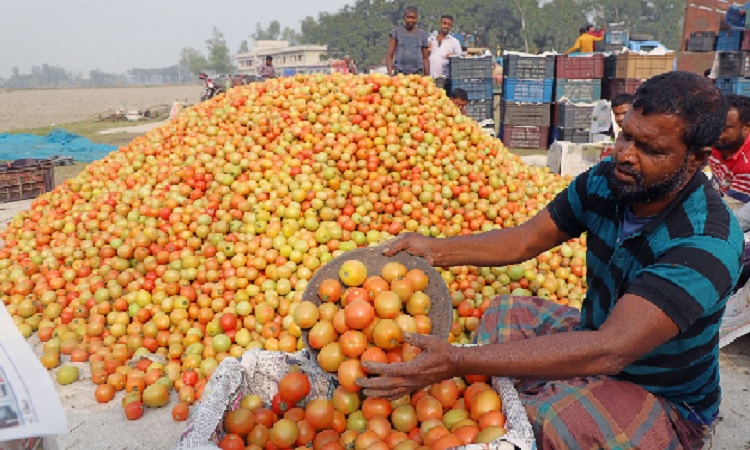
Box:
0 129 117 162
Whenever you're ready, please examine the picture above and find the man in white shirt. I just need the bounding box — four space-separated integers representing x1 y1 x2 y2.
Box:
428 15 463 89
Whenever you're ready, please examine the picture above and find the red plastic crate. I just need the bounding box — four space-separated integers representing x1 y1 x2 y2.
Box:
555 54 605 79
743 31 750 51
0 160 55 203
602 78 643 100
500 125 550 149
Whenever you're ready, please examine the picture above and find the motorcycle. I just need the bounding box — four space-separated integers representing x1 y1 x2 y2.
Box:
199 72 223 102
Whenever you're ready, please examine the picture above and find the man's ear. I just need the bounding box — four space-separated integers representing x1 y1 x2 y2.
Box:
689 147 711 171
743 122 750 138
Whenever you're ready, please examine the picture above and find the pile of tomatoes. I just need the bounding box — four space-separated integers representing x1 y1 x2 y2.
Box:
217 371 506 450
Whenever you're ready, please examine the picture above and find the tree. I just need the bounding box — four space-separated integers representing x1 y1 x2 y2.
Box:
180 47 208 75
206 27 234 74
238 40 249 53
254 20 282 40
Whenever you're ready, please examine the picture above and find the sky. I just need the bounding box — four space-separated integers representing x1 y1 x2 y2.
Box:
0 0 356 79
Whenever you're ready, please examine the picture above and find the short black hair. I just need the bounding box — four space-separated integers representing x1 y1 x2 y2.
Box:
579 27 587 34
632 71 727 154
266 55 273 60
404 6 418 15
704 68 712 77
612 93 634 108
441 15 454 22
451 88 468 101
726 94 750 124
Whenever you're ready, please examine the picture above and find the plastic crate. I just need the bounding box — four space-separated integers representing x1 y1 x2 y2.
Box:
501 102 551 127
717 30 743 51
0 160 55 203
555 54 605 79
726 5 746 28
606 30 628 46
503 54 555 80
464 99 493 121
717 52 750 78
500 124 550 149
556 103 594 129
502 78 554 103
688 32 717 52
716 78 750 96
448 79 493 101
448 55 494 79
743 31 750 51
614 54 675 79
554 79 602 103
604 55 617 79
602 78 643 100
555 127 590 143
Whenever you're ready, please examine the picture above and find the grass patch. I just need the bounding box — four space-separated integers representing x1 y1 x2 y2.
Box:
7 119 161 146
54 162 88 186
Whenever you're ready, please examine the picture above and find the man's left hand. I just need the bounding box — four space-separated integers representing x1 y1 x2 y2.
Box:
356 333 457 399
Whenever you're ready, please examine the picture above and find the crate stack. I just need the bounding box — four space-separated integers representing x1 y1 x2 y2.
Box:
447 55 495 123
499 53 555 149
552 55 604 144
0 160 55 203
604 22 628 52
712 26 750 97
602 53 675 101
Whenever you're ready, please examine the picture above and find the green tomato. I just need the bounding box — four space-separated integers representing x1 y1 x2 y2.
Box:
57 365 80 385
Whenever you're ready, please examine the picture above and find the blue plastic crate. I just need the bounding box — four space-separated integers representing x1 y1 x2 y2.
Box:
717 30 743 51
716 78 750 96
727 5 746 28
448 79 493 101
502 78 554 103
554 79 602 103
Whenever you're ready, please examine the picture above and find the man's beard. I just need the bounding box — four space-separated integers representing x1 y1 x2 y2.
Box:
714 136 744 152
606 156 690 204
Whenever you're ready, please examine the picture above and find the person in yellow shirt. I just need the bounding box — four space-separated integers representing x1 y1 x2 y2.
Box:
566 27 604 54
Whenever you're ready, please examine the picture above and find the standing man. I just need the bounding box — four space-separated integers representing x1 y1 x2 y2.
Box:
611 93 633 130
710 94 750 215
428 15 463 89
258 56 276 80
344 56 358 75
565 26 604 54
387 6 430 76
359 72 741 449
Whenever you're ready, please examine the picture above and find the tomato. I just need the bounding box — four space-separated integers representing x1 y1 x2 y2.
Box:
470 389 501 421
339 260 368 287
429 433 464 450
313 429 340 450
463 382 491 414
284 407 306 422
372 319 403 350
344 287 370 306
172 402 190 422
362 397 393 420
241 394 264 412
406 292 431 316
478 410 506 429
390 278 414 303
429 380 459 409
305 399 334 431
220 313 237 331
422 426 450 447
339 330 368 358
296 420 316 446
453 425 479 445
360 347 387 373
273 393 290 415
373 291 402 319
346 410 367 432
124 401 144 420
381 262 407 282
225 408 256 435
278 372 311 405
218 433 245 450
318 341 346 372
364 276 390 300
354 430 380 450
182 369 198 387
309 320 338 349
94 384 115 403
337 358 365 393
254 408 277 428
248 424 270 447
293 301 320 329
416 395 443 422
390 404 418 433
367 415 392 439
475 426 506 443
319 279 343 303
142 383 170 408
332 386 361 415
270 419 300 449
405 269 429 291
441 409 469 430
344 300 375 330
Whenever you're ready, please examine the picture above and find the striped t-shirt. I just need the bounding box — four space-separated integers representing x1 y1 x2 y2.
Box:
709 140 750 204
548 161 744 424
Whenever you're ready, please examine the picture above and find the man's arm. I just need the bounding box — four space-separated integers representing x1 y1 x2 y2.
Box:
422 46 430 76
387 36 397 75
566 36 582 54
593 33 605 42
734 202 750 231
384 208 573 268
358 294 680 399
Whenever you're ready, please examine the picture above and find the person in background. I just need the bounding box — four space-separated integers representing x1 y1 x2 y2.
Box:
344 56 358 75
565 26 604 54
612 93 634 130
428 15 463 89
258 56 276 79
709 94 750 286
387 6 430 76
449 88 468 114
359 71 741 449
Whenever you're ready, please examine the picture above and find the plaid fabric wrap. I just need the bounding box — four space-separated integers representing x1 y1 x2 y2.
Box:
474 295 709 450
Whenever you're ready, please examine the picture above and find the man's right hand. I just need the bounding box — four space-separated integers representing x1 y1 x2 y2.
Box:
382 233 439 265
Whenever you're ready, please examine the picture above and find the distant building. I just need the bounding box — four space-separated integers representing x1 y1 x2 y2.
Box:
236 41 330 77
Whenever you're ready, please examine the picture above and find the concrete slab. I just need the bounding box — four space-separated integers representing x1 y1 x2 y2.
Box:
99 120 168 135
519 154 548 167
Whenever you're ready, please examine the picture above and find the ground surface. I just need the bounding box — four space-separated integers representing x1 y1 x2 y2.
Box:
0 87 748 450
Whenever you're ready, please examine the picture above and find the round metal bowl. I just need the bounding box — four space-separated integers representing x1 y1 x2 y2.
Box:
300 246 452 361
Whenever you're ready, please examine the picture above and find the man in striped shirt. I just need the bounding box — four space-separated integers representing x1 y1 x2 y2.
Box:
361 72 742 449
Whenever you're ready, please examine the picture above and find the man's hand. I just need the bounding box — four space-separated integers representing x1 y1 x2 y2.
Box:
356 333 457 399
382 233 439 265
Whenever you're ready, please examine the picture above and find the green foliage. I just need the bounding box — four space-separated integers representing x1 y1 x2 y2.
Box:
254 20 301 45
238 40 250 53
206 27 234 74
180 47 208 76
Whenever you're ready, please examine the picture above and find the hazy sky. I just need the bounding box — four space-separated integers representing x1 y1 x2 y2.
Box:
0 0 356 78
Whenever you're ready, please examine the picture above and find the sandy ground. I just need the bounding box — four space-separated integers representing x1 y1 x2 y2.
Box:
0 88 748 449
0 86 200 132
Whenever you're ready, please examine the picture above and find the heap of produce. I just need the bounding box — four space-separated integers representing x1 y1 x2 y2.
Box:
0 73 585 422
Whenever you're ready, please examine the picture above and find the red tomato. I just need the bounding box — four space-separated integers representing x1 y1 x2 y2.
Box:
278 372 311 405
182 369 198 387
218 433 245 450
124 401 144 420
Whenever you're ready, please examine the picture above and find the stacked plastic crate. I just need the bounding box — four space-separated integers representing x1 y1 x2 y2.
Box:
499 53 555 149
446 55 495 123
714 24 750 97
602 53 675 101
553 55 604 144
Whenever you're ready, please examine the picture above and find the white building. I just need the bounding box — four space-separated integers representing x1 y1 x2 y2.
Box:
236 41 330 77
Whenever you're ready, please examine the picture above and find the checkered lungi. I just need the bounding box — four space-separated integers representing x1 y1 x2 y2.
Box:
474 295 711 450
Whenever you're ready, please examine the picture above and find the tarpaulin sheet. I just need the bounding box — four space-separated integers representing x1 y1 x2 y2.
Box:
0 129 117 162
